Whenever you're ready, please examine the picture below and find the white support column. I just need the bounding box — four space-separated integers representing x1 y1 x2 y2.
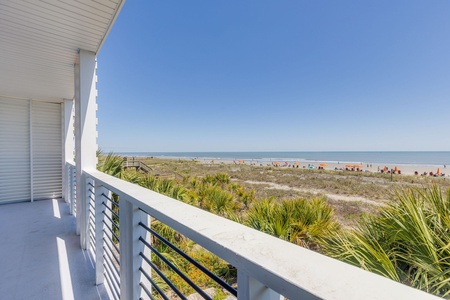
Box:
62 99 75 203
75 49 98 249
237 270 283 300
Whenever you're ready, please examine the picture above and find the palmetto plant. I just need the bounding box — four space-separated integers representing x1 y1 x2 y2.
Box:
230 183 255 208
97 151 124 177
245 197 339 249
212 173 231 185
139 175 187 202
321 185 450 298
201 173 231 186
192 183 237 215
203 186 235 215
140 175 159 190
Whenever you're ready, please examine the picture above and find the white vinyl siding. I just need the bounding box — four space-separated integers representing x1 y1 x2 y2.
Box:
0 98 62 203
32 102 62 200
0 98 31 203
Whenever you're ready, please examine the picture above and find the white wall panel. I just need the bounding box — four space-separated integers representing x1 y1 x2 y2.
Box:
0 98 31 203
32 101 62 200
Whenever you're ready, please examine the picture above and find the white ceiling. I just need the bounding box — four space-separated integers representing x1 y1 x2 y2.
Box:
0 0 124 102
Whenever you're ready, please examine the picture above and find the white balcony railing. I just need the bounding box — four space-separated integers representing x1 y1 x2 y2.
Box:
69 167 440 300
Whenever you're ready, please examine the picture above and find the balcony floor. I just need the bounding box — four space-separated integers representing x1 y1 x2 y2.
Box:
0 199 109 300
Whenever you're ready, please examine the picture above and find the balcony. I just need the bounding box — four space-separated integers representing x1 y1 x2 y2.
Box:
0 1 444 299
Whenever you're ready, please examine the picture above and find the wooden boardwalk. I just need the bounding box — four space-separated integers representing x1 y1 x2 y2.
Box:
122 160 152 173
122 159 184 180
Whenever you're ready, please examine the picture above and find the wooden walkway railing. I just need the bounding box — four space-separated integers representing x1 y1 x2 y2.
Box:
122 158 184 181
123 160 153 174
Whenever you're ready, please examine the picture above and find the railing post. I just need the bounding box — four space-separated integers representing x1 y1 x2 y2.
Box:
69 165 75 215
120 198 149 300
64 163 69 204
135 208 151 298
86 177 95 252
95 184 108 285
80 174 90 250
120 198 134 300
237 270 283 300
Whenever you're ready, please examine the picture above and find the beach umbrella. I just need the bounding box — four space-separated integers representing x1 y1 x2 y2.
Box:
354 164 363 168
293 161 300 165
346 164 354 168
273 161 280 165
319 163 328 167
238 160 244 163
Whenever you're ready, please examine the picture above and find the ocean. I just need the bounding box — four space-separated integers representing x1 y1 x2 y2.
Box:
118 151 450 166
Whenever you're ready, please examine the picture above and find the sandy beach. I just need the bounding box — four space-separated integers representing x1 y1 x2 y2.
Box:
197 158 448 177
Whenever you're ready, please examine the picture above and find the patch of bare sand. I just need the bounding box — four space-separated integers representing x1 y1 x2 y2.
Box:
244 180 386 207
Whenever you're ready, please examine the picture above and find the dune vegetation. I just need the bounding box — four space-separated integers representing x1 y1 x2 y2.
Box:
321 186 450 297
97 153 450 298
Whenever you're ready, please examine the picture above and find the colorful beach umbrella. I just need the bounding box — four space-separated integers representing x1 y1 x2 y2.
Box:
346 164 354 167
354 164 363 168
319 163 328 167
293 161 300 165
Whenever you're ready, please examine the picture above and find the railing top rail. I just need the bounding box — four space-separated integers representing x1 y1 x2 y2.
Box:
84 169 440 300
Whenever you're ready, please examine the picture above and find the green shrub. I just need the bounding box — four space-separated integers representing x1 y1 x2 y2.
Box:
321 186 450 297
245 197 339 249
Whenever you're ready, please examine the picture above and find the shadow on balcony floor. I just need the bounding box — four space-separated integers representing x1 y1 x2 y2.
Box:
0 199 109 300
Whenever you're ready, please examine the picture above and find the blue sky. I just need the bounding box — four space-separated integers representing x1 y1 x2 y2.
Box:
97 1 450 152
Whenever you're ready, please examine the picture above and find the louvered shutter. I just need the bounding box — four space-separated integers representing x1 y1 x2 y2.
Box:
32 101 62 200
0 98 31 203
